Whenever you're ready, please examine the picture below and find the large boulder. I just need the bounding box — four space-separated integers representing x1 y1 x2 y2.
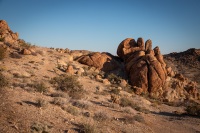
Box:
117 38 167 95
76 52 122 72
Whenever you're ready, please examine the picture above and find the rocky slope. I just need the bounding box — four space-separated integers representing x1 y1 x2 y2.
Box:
0 20 200 133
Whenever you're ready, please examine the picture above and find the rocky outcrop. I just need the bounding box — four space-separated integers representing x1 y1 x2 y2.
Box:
0 20 19 46
117 38 167 95
76 52 122 72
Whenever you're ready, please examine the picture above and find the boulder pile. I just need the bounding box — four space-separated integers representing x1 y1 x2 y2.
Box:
0 20 19 46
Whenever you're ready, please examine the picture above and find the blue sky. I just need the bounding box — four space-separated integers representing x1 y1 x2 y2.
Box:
0 0 199 55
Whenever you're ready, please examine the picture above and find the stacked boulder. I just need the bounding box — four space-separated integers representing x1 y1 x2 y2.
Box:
117 38 199 101
117 38 167 95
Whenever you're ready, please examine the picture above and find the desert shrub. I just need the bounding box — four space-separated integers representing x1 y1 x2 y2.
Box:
120 97 150 113
31 122 52 133
50 75 85 99
185 102 200 116
120 97 135 107
51 97 68 106
110 87 120 95
63 105 79 116
133 115 145 123
19 40 32 48
0 72 8 88
0 47 6 60
50 91 70 99
29 82 48 93
36 99 48 108
80 122 98 133
93 112 109 122
123 115 135 124
107 73 122 84
72 100 91 109
122 107 135 114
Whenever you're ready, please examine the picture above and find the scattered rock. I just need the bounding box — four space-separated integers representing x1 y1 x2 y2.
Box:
102 79 110 85
66 65 74 75
21 49 32 55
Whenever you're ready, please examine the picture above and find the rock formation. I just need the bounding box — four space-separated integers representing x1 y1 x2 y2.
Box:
76 52 122 72
0 20 19 46
117 38 167 95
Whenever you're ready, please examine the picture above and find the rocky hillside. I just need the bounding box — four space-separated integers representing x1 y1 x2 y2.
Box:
0 20 200 133
164 49 200 89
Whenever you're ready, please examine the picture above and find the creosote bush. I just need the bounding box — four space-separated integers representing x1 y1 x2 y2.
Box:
50 75 85 99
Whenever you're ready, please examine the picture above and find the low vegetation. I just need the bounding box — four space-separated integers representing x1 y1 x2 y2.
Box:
31 122 52 133
80 122 98 133
28 82 48 93
50 75 85 99
107 73 122 84
51 97 68 106
36 98 48 108
63 105 79 116
93 112 109 122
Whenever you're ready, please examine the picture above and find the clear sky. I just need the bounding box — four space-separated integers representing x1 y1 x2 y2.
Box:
0 0 199 55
